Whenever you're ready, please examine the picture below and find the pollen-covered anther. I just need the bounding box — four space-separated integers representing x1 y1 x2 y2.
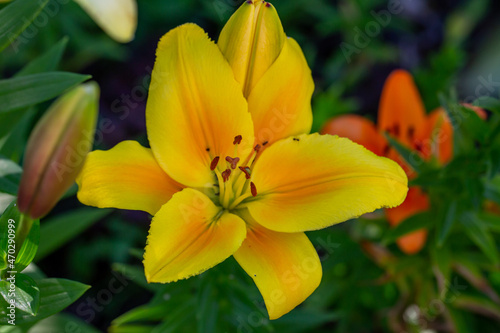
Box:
210 156 220 171
222 169 232 182
250 182 257 197
225 156 240 169
238 166 251 179
233 135 242 145
254 144 261 152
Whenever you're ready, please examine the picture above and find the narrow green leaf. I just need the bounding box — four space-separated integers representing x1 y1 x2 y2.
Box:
35 208 111 261
26 313 101 333
473 96 500 114
0 278 90 325
0 72 91 113
0 0 49 52
384 133 425 173
0 201 22 271
15 218 39 272
383 212 433 245
460 214 499 265
15 37 68 77
476 212 500 233
437 201 457 247
112 303 171 326
0 273 39 315
453 294 500 321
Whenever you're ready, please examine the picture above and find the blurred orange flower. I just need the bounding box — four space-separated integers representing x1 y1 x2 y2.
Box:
322 69 485 254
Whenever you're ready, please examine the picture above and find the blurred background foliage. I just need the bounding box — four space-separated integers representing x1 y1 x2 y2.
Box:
1 0 500 332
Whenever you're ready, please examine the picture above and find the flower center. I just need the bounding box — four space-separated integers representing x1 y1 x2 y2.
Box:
209 135 260 210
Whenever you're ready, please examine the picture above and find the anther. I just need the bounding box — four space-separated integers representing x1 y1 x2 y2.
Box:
222 169 231 182
407 126 415 140
210 156 220 170
250 182 257 197
233 135 242 145
239 166 251 179
225 156 240 169
393 124 400 136
246 0 253 4
254 144 261 152
263 141 269 146
383 145 390 156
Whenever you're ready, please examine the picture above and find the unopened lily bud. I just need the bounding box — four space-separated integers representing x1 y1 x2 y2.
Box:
17 82 99 219
218 0 286 96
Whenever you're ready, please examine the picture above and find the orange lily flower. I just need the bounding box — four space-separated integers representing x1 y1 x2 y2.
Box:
76 1 407 319
322 70 458 254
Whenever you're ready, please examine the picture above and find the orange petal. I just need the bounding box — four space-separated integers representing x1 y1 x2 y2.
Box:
422 108 454 163
320 114 386 156
233 211 321 320
378 70 427 147
385 187 429 254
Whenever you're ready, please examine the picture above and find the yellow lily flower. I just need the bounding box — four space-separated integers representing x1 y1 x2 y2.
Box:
76 1 408 320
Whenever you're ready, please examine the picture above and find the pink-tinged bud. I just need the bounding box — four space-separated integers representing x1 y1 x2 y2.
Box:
17 82 99 219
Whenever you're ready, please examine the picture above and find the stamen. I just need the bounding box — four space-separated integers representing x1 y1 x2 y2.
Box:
246 0 252 4
250 182 257 197
210 156 220 170
222 169 232 182
233 135 242 145
263 141 269 146
383 145 390 156
293 138 300 141
393 124 400 136
254 144 261 152
225 156 240 169
238 166 251 179
407 126 415 140
415 142 423 152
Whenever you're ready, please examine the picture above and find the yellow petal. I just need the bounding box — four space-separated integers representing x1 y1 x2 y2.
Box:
249 38 314 146
75 0 137 43
146 24 254 188
144 188 247 283
233 211 321 320
76 141 183 215
247 133 408 232
218 0 286 97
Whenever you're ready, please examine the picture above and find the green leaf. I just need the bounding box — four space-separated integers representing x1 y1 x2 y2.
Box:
0 201 22 271
15 37 68 77
0 157 22 196
0 0 49 53
436 201 458 247
26 313 101 333
384 133 425 173
35 208 111 261
383 212 433 245
0 278 90 325
0 72 91 113
111 303 171 327
473 96 500 114
453 294 500 321
0 273 39 315
460 214 499 265
14 218 39 272
476 212 500 233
